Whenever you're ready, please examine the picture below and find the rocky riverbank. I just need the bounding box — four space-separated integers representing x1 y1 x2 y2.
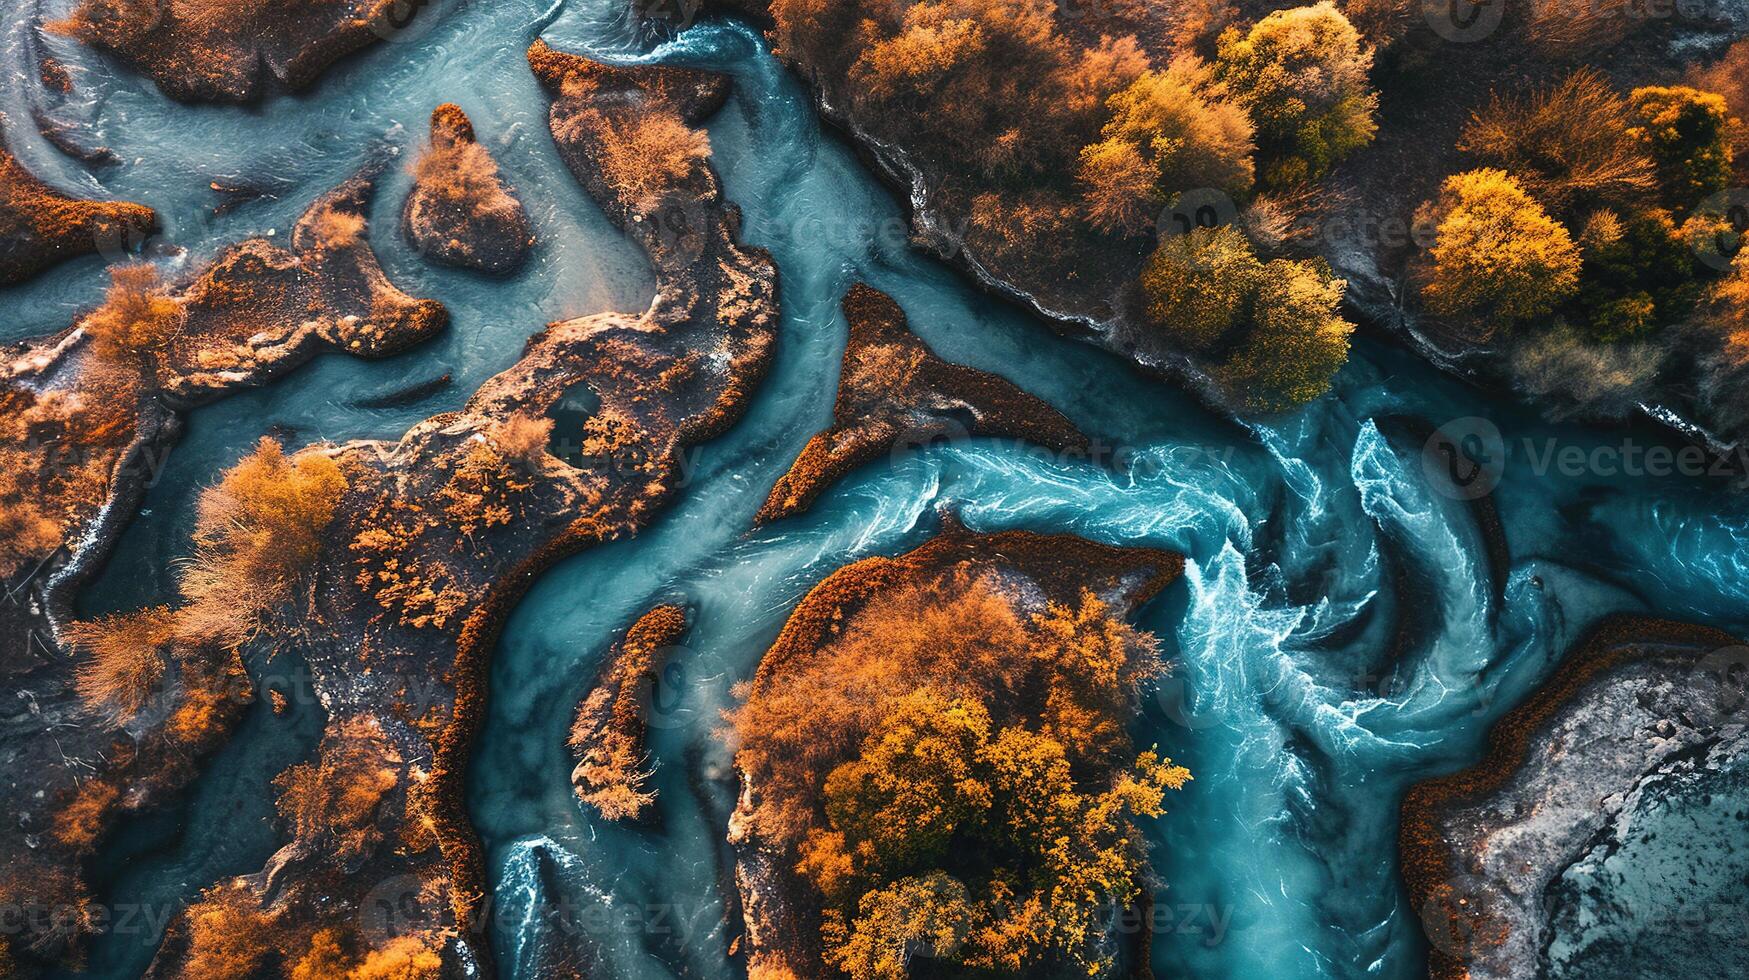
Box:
757 283 1087 523
135 44 777 978
0 114 154 285
402 103 534 275
0 172 445 975
1400 616 1749 980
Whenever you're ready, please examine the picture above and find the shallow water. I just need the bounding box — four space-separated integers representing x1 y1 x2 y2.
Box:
6 2 1748 978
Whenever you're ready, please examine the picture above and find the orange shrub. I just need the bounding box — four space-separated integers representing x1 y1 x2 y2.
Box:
180 883 275 979
274 717 402 862
64 606 178 721
347 932 444 979
82 263 186 364
588 107 710 211
180 437 347 644
54 779 120 852
1458 69 1656 215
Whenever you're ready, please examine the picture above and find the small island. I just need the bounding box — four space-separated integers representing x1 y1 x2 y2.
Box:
402 103 534 275
0 116 155 284
569 603 689 822
758 283 1088 523
728 518 1188 978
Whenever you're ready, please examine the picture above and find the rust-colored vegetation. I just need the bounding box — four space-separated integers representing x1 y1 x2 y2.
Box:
64 606 177 722
569 604 689 821
82 263 187 364
179 437 347 645
0 121 157 285
730 528 1186 977
1409 64 1746 433
758 283 1087 523
273 717 403 863
403 104 534 275
47 0 415 102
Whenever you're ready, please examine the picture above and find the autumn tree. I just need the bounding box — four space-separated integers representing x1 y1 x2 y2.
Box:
1140 225 1264 352
1215 2 1378 185
1214 256 1354 411
802 687 1189 977
1628 86 1736 212
1458 70 1656 216
179 437 347 645
413 137 507 211
1077 57 1256 235
821 872 974 980
81 263 185 366
1418 168 1582 339
1689 40 1749 181
583 105 710 212
273 718 402 862
64 606 178 721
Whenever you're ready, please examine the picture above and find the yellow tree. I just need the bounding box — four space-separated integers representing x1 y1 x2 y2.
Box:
1419 168 1582 340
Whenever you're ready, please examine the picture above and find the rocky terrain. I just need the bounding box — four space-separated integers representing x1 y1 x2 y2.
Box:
0 114 155 284
402 103 535 275
0 173 446 974
1401 616 1749 980
132 43 778 977
46 0 431 102
757 283 1087 523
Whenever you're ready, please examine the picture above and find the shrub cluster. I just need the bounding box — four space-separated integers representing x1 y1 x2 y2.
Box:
768 0 1380 411
1418 72 1741 355
731 570 1188 978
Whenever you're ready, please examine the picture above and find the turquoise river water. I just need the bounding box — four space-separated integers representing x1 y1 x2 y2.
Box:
4 1 1747 977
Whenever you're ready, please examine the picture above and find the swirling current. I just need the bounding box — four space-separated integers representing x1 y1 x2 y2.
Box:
3 2 1745 978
